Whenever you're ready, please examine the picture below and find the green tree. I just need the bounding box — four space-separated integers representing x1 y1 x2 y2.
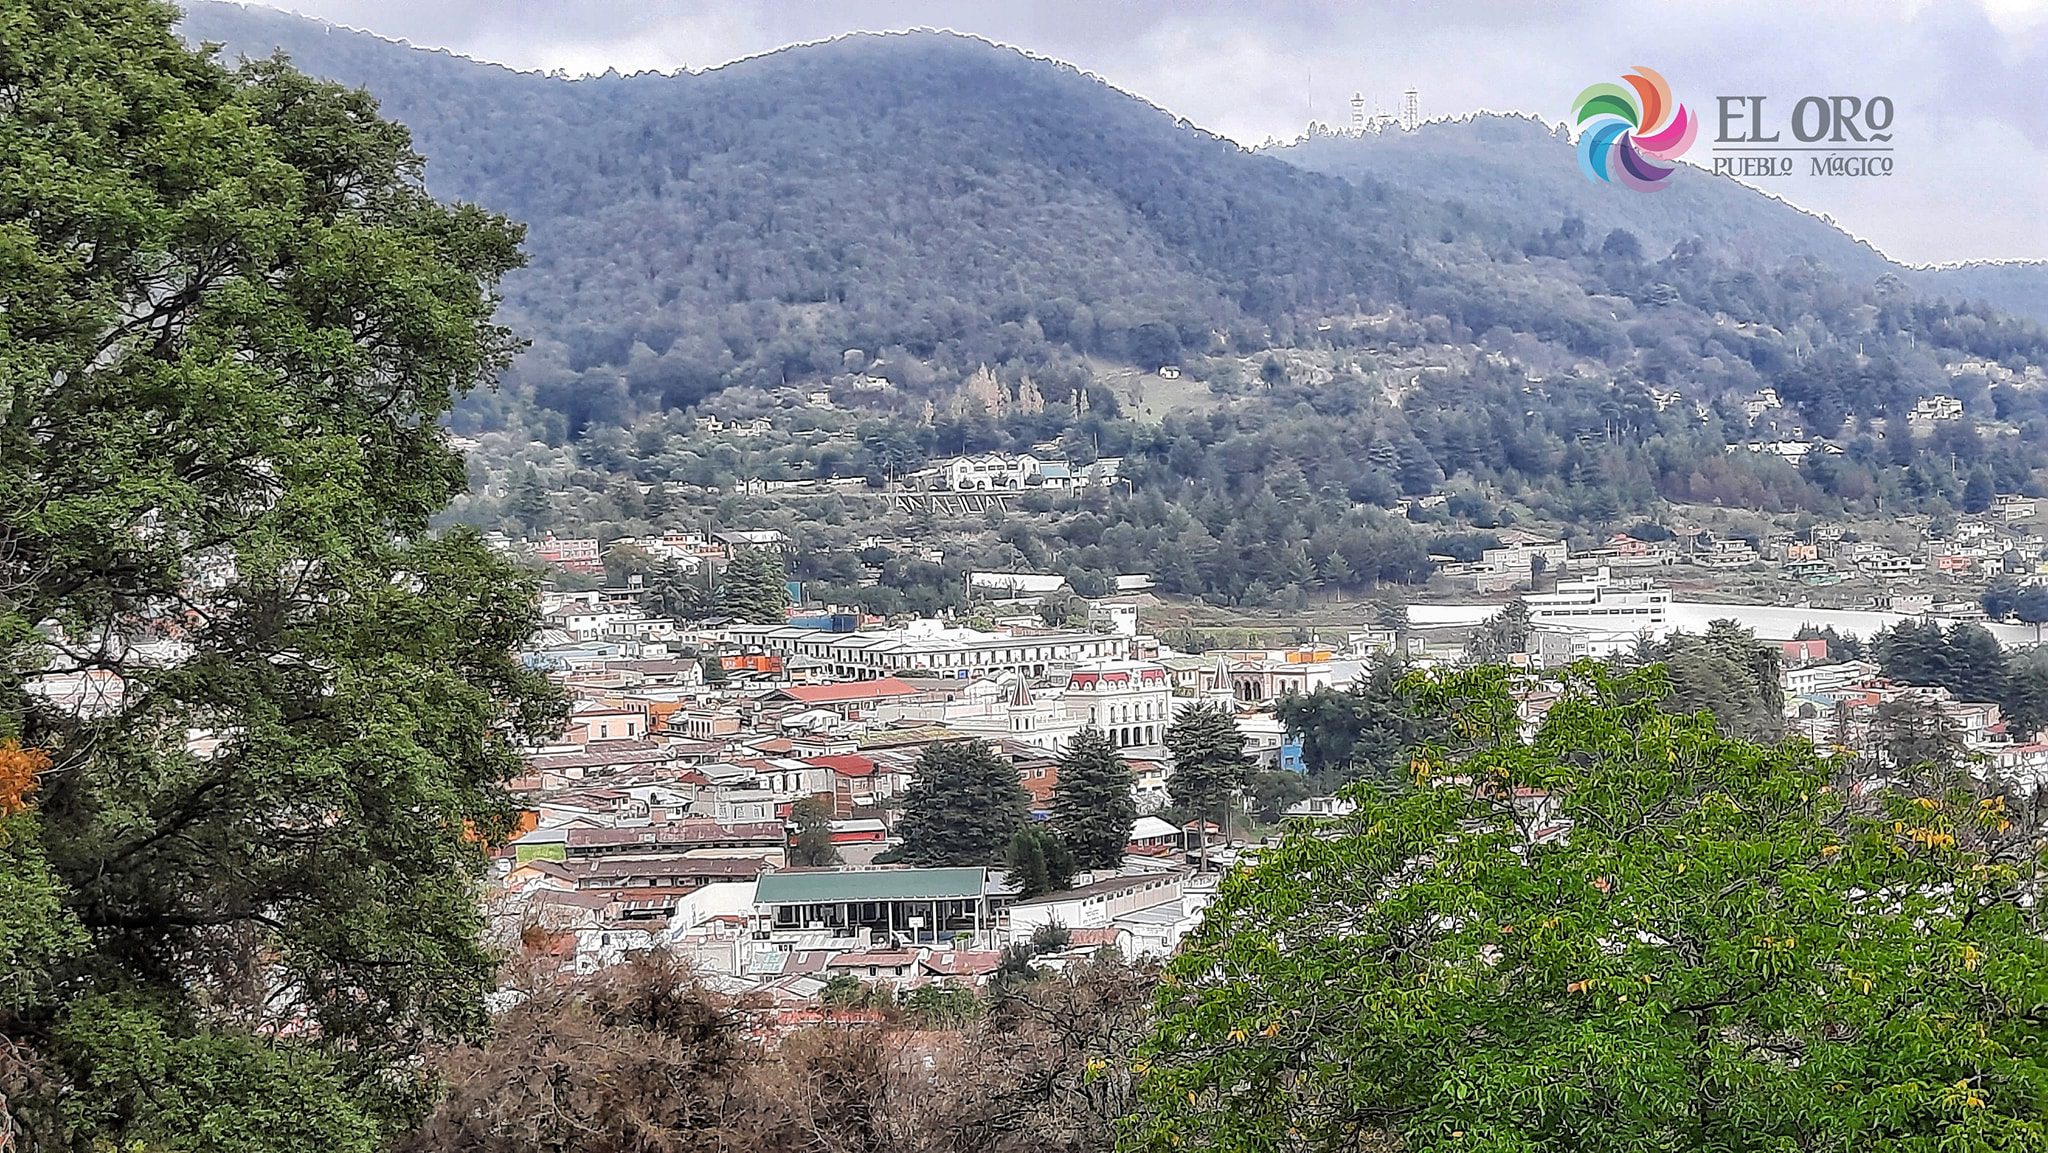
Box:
902 982 979 1027
1867 694 1973 785
718 546 791 624
644 560 712 622
1006 824 1075 899
895 741 1030 867
1164 703 1251 848
1273 660 1419 788
508 466 551 530
603 543 659 587
0 5 559 1147
642 481 675 522
1246 768 1312 823
1051 728 1136 870
1463 598 1532 664
788 796 841 868
1134 666 2048 1153
1634 619 1785 741
1964 466 1996 514
1877 620 2009 704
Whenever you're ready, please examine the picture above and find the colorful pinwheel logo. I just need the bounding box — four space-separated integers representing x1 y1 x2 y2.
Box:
1573 67 1697 191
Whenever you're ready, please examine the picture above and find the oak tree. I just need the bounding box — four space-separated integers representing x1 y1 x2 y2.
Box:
1 2 559 1146
1135 666 2048 1153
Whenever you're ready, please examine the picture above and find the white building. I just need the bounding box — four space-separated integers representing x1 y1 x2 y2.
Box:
726 619 1125 680
1781 660 1879 698
1065 662 1174 752
942 452 1042 491
1523 569 1670 655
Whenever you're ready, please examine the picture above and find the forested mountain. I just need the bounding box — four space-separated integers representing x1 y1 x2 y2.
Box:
176 1 2048 442
1276 115 1894 283
179 2 1454 434
1277 115 2048 320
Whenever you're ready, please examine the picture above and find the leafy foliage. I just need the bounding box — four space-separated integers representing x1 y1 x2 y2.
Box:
1051 728 1136 870
1273 660 1420 789
1163 704 1250 836
895 741 1032 867
719 547 792 624
400 949 1155 1153
0 2 558 1145
788 796 841 868
1463 599 1532 664
1006 825 1076 899
1135 665 2048 1152
1629 619 1785 741
1874 620 2048 738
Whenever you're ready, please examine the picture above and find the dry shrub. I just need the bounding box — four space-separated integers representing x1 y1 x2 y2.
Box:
398 951 1157 1153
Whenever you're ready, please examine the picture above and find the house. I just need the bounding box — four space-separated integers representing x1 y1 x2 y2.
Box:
535 535 603 573
1282 796 1359 820
1038 457 1125 491
760 677 925 720
940 452 1042 491
1126 815 1181 851
827 818 889 846
1994 494 2037 522
1907 395 1964 426
1778 638 1830 666
1694 539 1759 570
564 819 787 865
753 867 997 947
917 949 1006 986
1857 553 1920 577
1005 873 1182 938
1066 662 1175 752
1471 534 1570 592
571 705 648 743
825 950 923 986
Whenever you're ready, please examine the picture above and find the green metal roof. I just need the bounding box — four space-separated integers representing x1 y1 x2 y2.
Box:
755 867 986 905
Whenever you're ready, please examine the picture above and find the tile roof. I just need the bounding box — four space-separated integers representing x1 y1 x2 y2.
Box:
772 677 924 705
566 819 784 849
827 950 921 969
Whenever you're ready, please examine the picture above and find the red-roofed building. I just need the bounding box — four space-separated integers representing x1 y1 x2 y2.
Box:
807 753 910 811
762 677 925 720
918 950 1005 985
1779 638 1829 665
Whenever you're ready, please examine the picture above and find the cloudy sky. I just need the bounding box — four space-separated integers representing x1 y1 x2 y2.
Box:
234 0 2048 267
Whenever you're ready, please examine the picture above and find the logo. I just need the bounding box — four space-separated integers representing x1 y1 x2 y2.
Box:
1572 67 1697 191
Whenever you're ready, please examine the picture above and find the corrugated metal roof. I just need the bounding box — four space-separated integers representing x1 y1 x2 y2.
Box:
755 867 986 905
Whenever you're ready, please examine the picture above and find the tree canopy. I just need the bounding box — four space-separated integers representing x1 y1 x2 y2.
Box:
1273 659 1420 789
1134 665 2048 1152
1164 704 1251 838
1 2 557 1146
1051 728 1137 870
1630 619 1785 741
894 740 1032 867
720 546 792 624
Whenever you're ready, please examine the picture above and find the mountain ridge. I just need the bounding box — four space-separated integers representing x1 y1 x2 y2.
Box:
174 1 2048 443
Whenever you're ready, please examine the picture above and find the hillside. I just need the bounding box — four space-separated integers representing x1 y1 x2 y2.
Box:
175 0 2048 480
180 2 1461 433
1276 115 2048 318
1274 115 1896 280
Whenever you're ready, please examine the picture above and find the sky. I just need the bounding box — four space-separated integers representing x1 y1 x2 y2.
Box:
232 0 2048 267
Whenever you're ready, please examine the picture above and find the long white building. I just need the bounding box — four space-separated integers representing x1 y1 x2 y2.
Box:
1523 569 1670 655
726 619 1126 680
